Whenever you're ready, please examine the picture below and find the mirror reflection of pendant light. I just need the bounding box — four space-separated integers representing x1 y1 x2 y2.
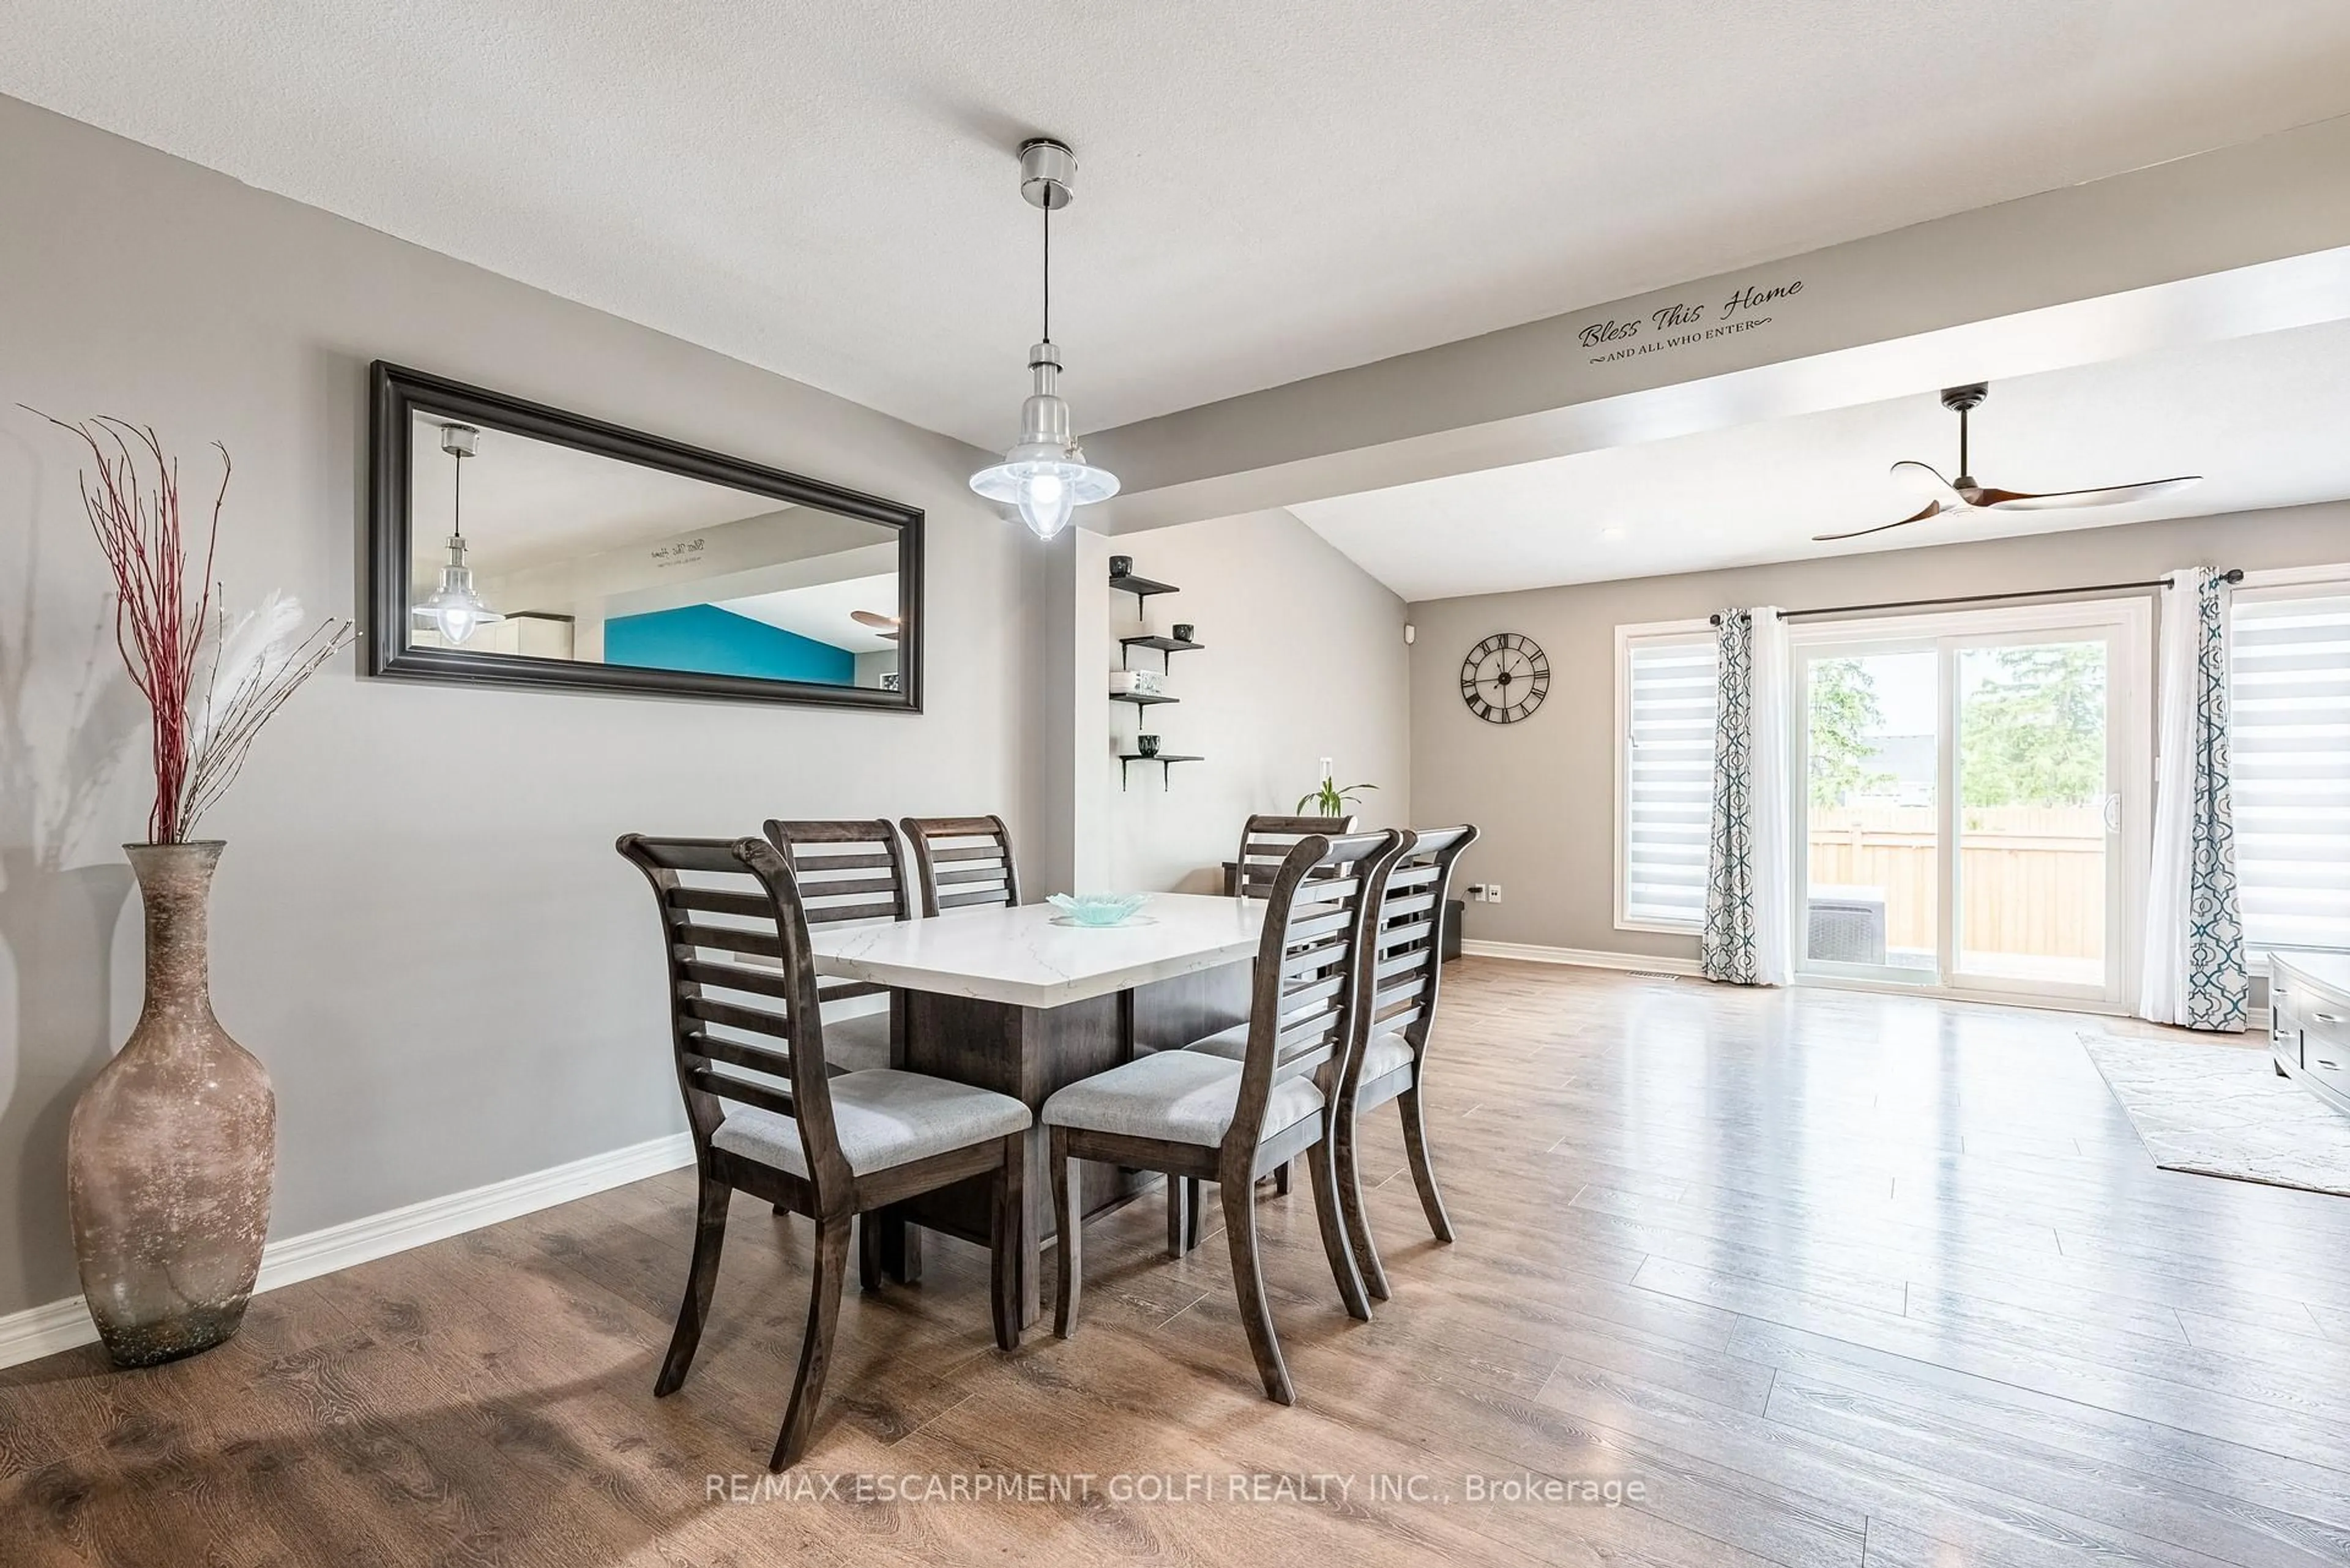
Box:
411 422 505 646
969 138 1118 540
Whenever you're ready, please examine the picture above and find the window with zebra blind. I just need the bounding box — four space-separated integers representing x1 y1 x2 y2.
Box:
2230 579 2350 957
1617 624 1719 930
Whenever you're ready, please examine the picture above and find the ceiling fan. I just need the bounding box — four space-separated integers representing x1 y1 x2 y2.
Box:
1813 383 2200 542
850 609 901 642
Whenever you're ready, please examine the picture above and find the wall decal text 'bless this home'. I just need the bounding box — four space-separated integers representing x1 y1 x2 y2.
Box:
1575 278 1804 364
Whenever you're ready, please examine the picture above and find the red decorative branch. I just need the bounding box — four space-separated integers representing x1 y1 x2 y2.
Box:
33 410 348 843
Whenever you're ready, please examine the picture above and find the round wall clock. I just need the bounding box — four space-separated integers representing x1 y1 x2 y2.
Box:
1460 633 1550 724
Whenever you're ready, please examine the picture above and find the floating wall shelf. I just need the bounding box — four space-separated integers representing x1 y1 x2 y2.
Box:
1118 754 1205 791
1119 633 1206 671
1109 571 1180 607
1110 565 1198 790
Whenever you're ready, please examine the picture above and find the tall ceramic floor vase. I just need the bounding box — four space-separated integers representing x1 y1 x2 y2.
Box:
68 841 276 1367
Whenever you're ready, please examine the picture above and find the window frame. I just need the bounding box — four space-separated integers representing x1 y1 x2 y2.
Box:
2229 563 2350 965
1614 618 1718 935
1783 597 2150 1010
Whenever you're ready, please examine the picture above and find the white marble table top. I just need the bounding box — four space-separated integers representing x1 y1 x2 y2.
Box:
805 894 1266 1009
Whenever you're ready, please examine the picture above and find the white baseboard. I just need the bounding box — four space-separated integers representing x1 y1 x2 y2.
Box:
0 1130 693 1371
1460 939 1703 977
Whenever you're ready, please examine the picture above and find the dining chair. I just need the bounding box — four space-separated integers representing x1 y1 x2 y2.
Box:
761 818 912 1075
901 815 1021 916
1042 829 1403 1404
1228 813 1356 897
1188 812 1360 1214
616 834 1031 1471
1170 823 1411 1250
1329 824 1479 1299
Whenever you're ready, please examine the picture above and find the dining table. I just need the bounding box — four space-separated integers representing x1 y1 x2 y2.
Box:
804 892 1267 1324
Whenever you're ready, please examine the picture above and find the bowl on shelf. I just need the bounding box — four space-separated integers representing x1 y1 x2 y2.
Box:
1046 892 1152 928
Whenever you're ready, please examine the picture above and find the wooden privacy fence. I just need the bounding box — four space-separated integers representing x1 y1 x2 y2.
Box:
1808 805 2105 958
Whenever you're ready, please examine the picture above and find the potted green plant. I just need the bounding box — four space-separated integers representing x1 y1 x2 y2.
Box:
1297 773 1377 816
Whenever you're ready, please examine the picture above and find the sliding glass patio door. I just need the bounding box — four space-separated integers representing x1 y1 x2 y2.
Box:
1791 600 2148 1007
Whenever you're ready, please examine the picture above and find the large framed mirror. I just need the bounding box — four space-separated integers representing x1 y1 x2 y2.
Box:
366 363 922 709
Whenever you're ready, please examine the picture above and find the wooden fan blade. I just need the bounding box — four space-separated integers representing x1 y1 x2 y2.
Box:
1890 460 1964 505
1979 476 2201 511
1813 499 1944 543
850 609 901 629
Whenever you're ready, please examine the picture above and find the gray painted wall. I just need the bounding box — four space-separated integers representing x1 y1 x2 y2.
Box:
1406 503 2350 961
0 97 1045 1318
1095 509 1409 894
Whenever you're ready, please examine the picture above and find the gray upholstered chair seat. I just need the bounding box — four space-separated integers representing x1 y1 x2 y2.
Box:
1182 1021 1250 1059
713 1069 1030 1179
1187 1023 1412 1095
821 1006 893 1073
1355 1031 1414 1085
1042 1050 1324 1148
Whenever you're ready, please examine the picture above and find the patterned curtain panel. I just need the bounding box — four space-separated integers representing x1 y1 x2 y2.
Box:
2141 568 2248 1031
1701 608 1792 986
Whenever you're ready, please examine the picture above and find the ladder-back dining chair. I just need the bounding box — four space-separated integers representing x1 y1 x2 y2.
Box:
901 815 1021 916
616 834 1031 1471
1228 813 1356 897
761 818 912 1075
1331 824 1479 1299
1042 829 1404 1404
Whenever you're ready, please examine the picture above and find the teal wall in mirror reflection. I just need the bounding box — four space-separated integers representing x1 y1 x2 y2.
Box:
605 603 855 685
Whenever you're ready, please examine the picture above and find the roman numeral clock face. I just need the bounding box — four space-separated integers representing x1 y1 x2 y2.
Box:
1459 633 1550 724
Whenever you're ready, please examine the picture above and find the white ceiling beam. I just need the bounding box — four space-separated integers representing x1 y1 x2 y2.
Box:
1083 114 2350 533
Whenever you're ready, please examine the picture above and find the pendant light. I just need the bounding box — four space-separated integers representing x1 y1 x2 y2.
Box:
411 422 505 646
970 138 1119 540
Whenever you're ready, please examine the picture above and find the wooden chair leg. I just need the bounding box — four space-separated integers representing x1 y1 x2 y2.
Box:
1051 1129 1082 1338
1398 1083 1455 1242
879 1210 923 1283
1166 1174 1204 1257
769 1215 851 1472
1273 1160 1292 1196
1307 1129 1373 1320
991 1133 1023 1352
859 1211 884 1294
1221 1169 1294 1404
1332 1102 1389 1302
654 1173 730 1397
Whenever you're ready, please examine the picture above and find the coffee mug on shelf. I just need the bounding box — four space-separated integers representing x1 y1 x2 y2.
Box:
1136 734 1161 757
1109 554 1133 578
1171 622 1195 643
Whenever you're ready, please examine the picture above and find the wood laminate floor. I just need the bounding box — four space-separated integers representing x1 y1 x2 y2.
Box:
8 961 2350 1566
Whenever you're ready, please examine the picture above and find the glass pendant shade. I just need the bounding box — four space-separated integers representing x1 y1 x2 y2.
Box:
971 455 1117 540
412 534 504 645
415 423 501 644
971 341 1117 542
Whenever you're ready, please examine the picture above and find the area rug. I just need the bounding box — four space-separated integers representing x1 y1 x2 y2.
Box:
2081 1033 2350 1197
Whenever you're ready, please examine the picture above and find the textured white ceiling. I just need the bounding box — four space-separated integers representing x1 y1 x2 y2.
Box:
1290 318 2350 601
9 2 2350 451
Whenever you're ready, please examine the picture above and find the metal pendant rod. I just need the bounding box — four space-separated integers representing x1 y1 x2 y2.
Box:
1707 568 2241 626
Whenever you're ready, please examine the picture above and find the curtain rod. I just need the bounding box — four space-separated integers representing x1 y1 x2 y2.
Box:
1707 569 2243 626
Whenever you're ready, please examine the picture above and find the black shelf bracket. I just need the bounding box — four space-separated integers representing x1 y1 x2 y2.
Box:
1117 754 1204 791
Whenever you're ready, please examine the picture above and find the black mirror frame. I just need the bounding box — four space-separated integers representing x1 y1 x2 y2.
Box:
365 362 923 712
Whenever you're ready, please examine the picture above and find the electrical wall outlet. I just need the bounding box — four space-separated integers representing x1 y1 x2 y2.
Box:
1488 883 1503 903
1464 883 1487 901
